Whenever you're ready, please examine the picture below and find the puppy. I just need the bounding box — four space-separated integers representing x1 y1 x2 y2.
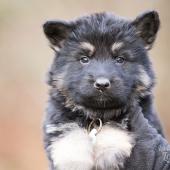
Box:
43 11 163 170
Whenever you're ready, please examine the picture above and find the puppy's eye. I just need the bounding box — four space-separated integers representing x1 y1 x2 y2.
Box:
115 56 125 64
80 56 90 64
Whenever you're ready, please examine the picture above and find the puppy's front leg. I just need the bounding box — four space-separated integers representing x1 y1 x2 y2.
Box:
45 122 94 170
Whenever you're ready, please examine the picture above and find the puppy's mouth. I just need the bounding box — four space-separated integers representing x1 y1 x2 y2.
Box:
80 96 125 110
79 97 127 120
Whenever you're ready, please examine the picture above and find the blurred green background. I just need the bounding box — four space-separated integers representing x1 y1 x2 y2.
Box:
0 0 170 170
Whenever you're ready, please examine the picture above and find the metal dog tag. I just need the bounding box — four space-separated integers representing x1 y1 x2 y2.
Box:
88 118 102 145
89 128 97 145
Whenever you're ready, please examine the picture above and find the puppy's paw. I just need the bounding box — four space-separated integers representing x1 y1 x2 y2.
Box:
94 125 135 170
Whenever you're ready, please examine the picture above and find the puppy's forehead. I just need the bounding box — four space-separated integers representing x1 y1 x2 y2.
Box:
79 41 124 55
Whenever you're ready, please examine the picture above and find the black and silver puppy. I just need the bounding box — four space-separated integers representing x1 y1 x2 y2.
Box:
43 11 163 170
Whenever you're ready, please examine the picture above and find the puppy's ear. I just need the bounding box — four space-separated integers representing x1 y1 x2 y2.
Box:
132 11 160 50
43 21 73 51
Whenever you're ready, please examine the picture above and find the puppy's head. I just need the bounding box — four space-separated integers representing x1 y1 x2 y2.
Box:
43 11 159 112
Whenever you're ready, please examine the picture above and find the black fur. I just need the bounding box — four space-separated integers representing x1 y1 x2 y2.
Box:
43 11 164 169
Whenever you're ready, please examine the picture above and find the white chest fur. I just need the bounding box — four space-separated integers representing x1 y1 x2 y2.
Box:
48 123 135 170
94 125 135 170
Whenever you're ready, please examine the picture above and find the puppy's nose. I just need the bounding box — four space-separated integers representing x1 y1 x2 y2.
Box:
94 77 111 90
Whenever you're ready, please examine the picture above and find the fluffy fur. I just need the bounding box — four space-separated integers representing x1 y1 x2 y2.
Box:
94 124 135 170
43 11 164 170
49 124 94 170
